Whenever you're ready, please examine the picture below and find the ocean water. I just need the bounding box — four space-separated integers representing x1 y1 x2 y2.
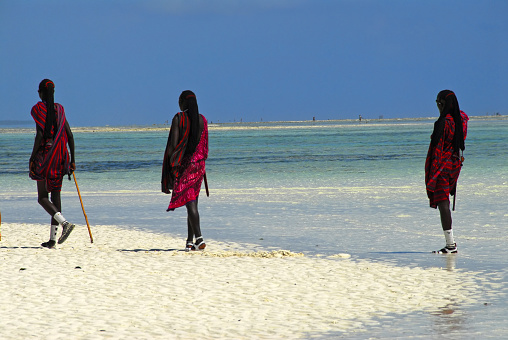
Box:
1 117 507 338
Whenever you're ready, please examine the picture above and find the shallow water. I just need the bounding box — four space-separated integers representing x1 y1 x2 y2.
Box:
1 117 507 338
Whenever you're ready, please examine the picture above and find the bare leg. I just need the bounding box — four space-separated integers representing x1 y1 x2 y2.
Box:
186 199 201 240
435 199 457 253
37 180 59 221
437 200 452 231
37 181 60 248
186 216 193 243
50 190 62 225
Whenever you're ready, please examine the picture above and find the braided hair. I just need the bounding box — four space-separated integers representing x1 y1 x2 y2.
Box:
38 79 57 139
431 90 465 153
179 90 200 155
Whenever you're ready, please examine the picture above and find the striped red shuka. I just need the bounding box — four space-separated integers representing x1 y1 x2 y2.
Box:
425 111 468 208
30 102 71 191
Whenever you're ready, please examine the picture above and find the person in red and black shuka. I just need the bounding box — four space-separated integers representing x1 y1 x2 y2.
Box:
162 90 209 252
30 79 76 249
425 90 468 254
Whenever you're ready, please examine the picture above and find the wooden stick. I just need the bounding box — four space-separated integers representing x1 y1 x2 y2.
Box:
204 173 209 197
452 184 457 211
73 172 94 243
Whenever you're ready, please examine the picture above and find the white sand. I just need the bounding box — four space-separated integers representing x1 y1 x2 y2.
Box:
0 222 483 339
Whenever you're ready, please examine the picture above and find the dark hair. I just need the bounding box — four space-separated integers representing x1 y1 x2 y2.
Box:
179 90 200 155
38 79 56 139
431 90 465 152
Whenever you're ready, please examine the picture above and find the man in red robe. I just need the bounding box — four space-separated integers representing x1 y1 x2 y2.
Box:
425 90 468 254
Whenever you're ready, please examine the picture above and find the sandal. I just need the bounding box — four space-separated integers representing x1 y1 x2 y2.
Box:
192 238 206 251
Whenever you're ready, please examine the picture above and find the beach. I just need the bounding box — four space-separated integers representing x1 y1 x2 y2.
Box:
0 222 491 339
1 118 507 338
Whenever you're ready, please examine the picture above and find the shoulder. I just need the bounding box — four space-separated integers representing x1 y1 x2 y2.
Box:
32 101 44 110
172 111 183 120
31 102 45 118
199 114 207 130
460 110 469 121
171 113 180 125
172 112 187 127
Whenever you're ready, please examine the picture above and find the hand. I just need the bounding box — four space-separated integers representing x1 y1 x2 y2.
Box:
70 162 76 173
29 160 36 176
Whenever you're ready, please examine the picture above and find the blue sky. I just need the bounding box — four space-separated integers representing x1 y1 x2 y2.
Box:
1 0 506 126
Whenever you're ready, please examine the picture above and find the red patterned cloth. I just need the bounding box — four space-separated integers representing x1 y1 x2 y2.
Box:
166 115 208 211
425 111 468 208
29 102 71 191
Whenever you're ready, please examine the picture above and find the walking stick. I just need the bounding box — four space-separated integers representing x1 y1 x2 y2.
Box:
453 152 464 212
73 172 94 243
452 184 457 211
204 172 209 197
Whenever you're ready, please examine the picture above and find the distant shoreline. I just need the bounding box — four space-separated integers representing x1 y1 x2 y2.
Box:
1 115 506 133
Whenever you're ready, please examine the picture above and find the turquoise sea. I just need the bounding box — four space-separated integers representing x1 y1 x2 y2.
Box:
1 117 507 338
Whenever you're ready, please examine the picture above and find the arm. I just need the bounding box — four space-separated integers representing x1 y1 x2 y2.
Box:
30 129 44 161
30 129 44 175
165 114 180 159
65 120 76 171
